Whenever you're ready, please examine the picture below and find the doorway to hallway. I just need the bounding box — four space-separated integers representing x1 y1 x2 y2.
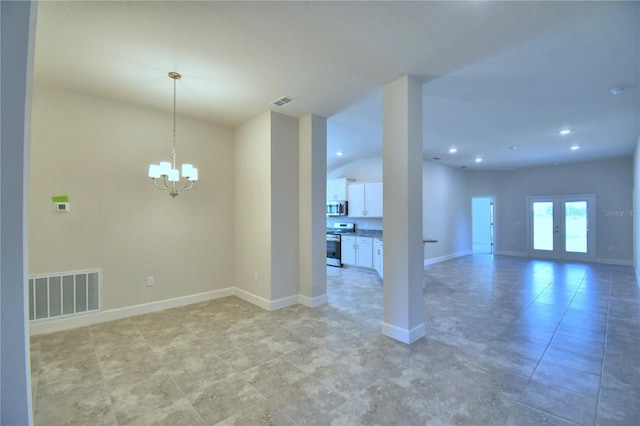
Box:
472 197 494 254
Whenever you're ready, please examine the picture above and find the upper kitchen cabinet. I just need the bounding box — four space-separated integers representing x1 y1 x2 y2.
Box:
326 178 353 201
348 181 383 217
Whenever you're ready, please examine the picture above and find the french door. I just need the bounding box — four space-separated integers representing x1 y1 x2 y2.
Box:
528 195 595 261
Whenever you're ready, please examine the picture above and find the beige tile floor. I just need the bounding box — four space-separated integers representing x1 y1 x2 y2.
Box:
30 255 639 425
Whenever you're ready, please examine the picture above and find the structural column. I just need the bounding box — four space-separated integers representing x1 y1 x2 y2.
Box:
298 115 328 306
381 75 425 344
1 0 36 423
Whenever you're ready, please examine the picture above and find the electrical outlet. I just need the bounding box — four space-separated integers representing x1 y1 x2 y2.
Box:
253 272 258 281
147 276 154 287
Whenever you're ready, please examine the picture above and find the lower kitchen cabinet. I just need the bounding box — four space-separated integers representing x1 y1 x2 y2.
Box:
341 236 373 269
355 237 373 268
341 236 356 266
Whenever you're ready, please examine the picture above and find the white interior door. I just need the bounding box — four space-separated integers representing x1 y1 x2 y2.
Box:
528 195 595 261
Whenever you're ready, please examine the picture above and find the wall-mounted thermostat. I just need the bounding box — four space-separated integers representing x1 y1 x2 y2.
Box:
54 202 70 212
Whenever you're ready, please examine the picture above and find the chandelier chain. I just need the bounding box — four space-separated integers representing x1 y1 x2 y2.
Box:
172 76 177 169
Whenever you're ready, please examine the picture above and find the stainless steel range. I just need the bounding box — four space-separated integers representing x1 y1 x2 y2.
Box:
326 222 355 267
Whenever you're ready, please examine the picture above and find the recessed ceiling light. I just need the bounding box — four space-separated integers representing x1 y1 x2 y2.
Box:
610 86 628 96
336 151 343 157
460 166 467 169
475 157 483 163
509 145 519 150
449 147 458 154
559 129 571 136
570 145 580 150
432 157 441 161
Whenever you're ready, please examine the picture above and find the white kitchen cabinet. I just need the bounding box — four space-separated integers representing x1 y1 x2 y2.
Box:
374 238 383 279
365 182 383 217
346 184 365 217
347 181 383 218
341 235 373 268
356 237 373 268
327 178 353 201
340 236 357 266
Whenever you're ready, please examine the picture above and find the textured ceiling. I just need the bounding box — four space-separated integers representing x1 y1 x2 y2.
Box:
33 1 640 171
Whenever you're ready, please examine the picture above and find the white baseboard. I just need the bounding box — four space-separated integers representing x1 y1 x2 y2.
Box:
30 284 328 336
595 258 633 266
381 321 426 344
270 295 299 310
29 287 316 336
494 250 528 257
233 288 272 310
230 288 301 311
29 287 234 336
298 294 328 308
424 250 472 266
495 251 634 267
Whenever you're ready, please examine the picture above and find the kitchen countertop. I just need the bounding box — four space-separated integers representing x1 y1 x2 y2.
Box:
327 229 437 243
354 230 383 238
326 230 383 238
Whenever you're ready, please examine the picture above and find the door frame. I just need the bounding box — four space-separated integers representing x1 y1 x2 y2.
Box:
527 194 596 262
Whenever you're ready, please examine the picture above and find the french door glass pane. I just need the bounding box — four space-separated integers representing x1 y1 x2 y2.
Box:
533 201 554 250
565 201 587 253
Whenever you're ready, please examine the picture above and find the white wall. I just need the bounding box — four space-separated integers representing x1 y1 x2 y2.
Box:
327 156 384 182
270 113 299 300
298 115 328 303
423 160 471 261
468 157 634 263
29 87 235 310
234 112 272 299
234 111 301 304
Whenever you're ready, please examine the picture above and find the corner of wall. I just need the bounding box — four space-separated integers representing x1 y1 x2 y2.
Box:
633 134 640 281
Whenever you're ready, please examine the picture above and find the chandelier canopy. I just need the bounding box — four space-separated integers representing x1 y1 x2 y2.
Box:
148 72 198 197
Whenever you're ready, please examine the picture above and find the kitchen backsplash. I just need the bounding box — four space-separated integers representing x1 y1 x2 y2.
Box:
326 216 382 231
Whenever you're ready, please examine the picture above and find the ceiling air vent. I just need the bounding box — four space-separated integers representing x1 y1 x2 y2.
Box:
271 96 296 107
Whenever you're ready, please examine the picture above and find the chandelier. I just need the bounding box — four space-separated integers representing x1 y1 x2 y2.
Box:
148 72 198 197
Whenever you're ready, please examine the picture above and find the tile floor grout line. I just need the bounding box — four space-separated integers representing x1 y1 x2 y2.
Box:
518 268 603 425
89 328 120 426
593 272 614 425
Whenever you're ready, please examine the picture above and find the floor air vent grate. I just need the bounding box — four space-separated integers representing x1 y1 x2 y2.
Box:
28 269 102 321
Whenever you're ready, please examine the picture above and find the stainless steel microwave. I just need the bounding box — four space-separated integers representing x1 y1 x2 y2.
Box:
326 200 348 216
